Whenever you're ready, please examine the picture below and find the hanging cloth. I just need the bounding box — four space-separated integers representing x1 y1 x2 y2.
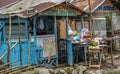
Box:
81 28 88 39
37 18 45 31
68 23 73 35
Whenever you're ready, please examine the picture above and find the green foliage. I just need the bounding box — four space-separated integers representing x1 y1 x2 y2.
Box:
105 13 113 37
105 14 111 31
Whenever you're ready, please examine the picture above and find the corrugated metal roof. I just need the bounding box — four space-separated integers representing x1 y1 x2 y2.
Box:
0 0 105 18
0 0 84 18
0 0 50 14
19 2 56 17
71 0 105 13
19 2 84 17
0 0 21 9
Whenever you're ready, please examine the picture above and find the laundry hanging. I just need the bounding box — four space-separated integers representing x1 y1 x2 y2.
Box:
37 18 45 31
68 23 73 35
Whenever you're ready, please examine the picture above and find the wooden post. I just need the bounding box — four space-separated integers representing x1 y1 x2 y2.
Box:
88 0 92 17
110 39 114 67
28 33 31 67
54 16 58 65
33 15 37 46
18 16 22 68
111 13 114 37
7 14 12 68
88 0 94 36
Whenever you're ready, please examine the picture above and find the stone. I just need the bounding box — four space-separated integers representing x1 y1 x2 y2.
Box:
118 66 120 69
82 69 95 74
63 67 68 72
34 68 50 74
22 71 37 74
95 70 105 74
59 69 66 74
66 67 74 74
49 69 55 74
76 66 86 73
54 68 60 74
64 72 68 74
74 64 79 68
106 68 120 74
72 69 78 74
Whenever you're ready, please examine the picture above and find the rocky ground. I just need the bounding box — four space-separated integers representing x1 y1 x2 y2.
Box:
22 52 120 74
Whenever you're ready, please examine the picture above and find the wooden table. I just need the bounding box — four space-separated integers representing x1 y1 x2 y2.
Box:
102 37 120 67
88 45 110 69
72 42 90 65
99 45 110 68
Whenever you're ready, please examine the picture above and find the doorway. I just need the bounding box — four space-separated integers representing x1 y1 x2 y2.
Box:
57 18 67 64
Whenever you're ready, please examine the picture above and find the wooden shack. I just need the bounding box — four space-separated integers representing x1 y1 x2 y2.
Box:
0 1 84 71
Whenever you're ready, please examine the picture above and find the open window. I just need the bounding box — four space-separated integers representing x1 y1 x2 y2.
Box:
36 16 54 35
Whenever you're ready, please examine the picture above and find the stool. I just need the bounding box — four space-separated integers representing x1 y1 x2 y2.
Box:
88 49 102 69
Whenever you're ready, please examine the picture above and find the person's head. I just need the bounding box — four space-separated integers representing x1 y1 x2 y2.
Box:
28 25 32 30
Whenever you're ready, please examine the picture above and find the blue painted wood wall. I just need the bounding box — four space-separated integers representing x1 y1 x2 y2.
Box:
0 17 47 67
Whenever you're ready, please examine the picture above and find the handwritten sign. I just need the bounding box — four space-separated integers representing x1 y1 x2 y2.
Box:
36 35 56 57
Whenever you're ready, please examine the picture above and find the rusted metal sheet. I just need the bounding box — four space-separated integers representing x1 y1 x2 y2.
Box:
19 2 56 17
71 0 105 13
0 1 84 18
20 2 83 17
0 0 21 9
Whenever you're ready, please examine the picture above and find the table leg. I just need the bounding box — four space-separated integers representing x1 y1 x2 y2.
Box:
110 40 114 67
84 46 87 65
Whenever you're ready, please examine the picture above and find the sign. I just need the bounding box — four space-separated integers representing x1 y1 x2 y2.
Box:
42 9 78 16
36 35 56 57
42 37 56 57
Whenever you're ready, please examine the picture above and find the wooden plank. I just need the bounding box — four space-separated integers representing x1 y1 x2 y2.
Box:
42 8 78 16
7 14 12 68
0 59 19 69
60 19 66 38
0 42 18 60
89 65 100 67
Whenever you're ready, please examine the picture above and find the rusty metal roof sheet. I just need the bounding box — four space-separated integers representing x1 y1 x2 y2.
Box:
0 0 57 18
19 2 84 17
19 2 56 17
0 1 84 18
71 0 105 13
0 0 50 14
0 0 21 9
